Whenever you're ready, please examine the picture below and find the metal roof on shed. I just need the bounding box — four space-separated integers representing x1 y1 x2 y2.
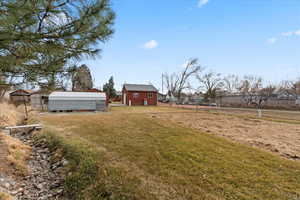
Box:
49 92 106 101
123 84 157 92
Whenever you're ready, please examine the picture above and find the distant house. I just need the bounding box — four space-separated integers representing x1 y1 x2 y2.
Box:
122 84 158 106
158 93 167 102
188 94 205 105
9 89 33 104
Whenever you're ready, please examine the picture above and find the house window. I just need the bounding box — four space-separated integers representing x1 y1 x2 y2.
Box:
147 92 153 98
133 93 139 98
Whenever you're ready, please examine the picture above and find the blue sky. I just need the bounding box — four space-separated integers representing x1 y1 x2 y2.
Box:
82 0 300 91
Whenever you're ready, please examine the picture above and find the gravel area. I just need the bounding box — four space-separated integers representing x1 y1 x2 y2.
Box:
0 129 66 200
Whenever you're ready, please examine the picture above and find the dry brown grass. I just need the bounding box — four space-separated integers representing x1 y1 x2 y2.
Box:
0 102 22 127
0 102 31 177
152 109 300 160
0 192 12 200
1 133 31 176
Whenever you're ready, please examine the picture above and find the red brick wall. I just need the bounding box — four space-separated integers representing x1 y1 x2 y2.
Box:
122 90 157 106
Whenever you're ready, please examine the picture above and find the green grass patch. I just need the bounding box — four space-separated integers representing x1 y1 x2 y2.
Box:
35 129 144 200
41 109 300 200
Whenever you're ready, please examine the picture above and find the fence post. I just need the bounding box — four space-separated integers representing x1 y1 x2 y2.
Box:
257 109 262 118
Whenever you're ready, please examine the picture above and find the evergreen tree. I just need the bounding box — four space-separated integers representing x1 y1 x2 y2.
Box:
0 0 115 89
103 76 116 99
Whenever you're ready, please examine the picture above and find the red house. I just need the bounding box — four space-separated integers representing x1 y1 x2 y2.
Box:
122 84 158 106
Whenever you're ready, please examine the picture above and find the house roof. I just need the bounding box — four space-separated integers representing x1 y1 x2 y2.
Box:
123 84 158 92
49 92 106 101
10 89 34 96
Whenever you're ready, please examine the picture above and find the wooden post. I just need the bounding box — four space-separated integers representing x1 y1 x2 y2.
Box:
40 94 44 111
23 95 28 120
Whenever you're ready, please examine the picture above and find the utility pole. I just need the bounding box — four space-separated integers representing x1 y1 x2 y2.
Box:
161 73 164 94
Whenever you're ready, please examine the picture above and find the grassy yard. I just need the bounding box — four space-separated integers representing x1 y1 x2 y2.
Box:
40 106 300 200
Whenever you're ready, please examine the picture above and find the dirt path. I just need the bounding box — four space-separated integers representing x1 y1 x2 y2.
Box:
152 111 300 161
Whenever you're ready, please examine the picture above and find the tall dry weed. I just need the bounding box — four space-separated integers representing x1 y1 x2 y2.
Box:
2 134 31 176
0 102 23 127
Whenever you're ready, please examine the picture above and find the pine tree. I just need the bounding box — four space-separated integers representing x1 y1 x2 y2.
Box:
103 76 116 99
0 0 115 89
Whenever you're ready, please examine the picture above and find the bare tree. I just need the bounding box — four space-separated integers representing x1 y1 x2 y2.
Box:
0 84 9 100
0 74 21 100
256 85 276 108
223 74 240 94
196 71 223 100
0 74 7 99
163 58 202 101
239 75 263 106
239 76 276 116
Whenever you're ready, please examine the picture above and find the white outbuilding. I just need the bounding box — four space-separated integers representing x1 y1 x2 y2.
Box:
48 92 107 112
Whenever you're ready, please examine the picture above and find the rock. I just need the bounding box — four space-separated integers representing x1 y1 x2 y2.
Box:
11 190 19 195
17 187 24 193
35 183 44 190
56 189 64 195
62 159 69 166
4 182 10 189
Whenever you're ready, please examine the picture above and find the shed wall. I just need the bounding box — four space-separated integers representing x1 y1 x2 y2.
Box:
48 100 106 111
10 96 30 103
31 94 49 111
